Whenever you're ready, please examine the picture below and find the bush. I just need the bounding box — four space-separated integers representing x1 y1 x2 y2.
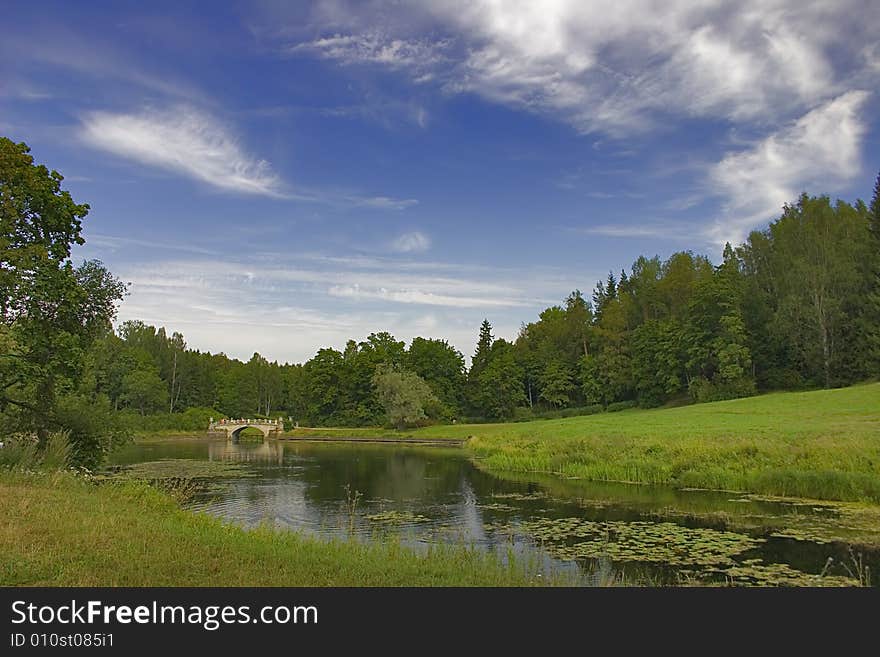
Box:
533 404 605 420
688 376 757 403
54 394 131 468
119 407 226 433
759 368 806 392
512 407 536 422
606 400 638 413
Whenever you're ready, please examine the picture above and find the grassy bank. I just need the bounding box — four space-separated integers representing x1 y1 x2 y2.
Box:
0 471 562 586
411 384 880 503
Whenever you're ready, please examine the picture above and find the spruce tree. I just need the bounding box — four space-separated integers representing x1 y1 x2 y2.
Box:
470 319 494 380
870 170 880 238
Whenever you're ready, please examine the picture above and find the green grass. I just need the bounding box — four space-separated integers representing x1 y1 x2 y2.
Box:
410 384 880 503
139 384 880 502
0 471 566 586
285 385 880 502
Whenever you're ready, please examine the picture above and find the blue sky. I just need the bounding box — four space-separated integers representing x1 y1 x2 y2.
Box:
3 1 879 363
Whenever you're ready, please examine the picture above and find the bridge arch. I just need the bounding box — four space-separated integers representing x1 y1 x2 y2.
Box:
229 424 272 440
208 418 284 441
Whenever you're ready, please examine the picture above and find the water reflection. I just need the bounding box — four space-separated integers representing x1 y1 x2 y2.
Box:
208 439 284 465
109 438 879 586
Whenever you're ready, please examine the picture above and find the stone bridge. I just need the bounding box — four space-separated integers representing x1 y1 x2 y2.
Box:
208 418 284 441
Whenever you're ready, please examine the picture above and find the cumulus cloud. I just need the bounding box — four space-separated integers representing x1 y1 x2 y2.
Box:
707 90 870 245
80 106 284 196
391 231 431 253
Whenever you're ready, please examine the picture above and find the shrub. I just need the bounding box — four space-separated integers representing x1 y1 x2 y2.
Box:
606 400 638 413
54 394 130 468
688 376 757 403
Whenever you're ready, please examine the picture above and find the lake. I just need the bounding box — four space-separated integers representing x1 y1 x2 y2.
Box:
109 438 879 586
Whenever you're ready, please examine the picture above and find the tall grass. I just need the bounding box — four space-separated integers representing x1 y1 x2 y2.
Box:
0 471 578 586
414 383 880 503
0 432 71 471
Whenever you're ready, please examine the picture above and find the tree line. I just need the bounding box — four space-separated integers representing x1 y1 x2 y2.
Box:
85 189 880 426
2 134 879 466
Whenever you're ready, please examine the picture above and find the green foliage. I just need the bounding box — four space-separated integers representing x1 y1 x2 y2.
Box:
474 340 525 419
372 366 440 429
605 400 638 413
9 138 874 439
406 337 466 416
53 394 129 469
748 195 873 387
537 360 575 407
121 366 167 415
118 407 225 434
688 376 757 403
631 319 685 407
0 137 126 465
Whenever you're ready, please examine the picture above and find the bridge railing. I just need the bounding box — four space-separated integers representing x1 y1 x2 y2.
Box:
211 418 284 427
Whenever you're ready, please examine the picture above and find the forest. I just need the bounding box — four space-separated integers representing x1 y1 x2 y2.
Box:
83 186 880 428
2 134 880 466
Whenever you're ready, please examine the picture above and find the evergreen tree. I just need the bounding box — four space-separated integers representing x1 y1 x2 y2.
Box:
870 170 880 239
866 170 880 374
470 319 494 379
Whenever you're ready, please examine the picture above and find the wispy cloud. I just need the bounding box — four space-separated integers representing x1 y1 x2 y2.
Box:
327 284 525 308
80 106 285 197
101 251 576 362
707 90 870 245
282 2 879 137
570 222 697 241
390 231 431 253
84 233 221 256
2 29 204 103
290 31 450 71
351 196 419 210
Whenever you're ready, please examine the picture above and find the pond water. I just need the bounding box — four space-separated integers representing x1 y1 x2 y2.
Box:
109 438 879 586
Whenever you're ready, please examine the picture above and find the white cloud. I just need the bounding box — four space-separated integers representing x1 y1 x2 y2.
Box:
290 31 449 70
80 106 284 196
98 250 577 363
391 231 431 253
327 284 525 308
286 1 879 136
707 90 870 245
85 233 220 256
574 223 696 240
352 196 419 210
